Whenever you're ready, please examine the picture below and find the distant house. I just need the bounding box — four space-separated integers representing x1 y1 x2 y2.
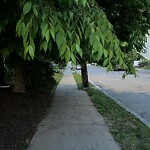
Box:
134 34 150 66
144 34 150 60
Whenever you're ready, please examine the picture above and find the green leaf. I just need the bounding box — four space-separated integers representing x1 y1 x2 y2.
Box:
89 33 95 46
23 32 28 46
77 26 82 39
81 0 87 7
106 63 112 72
67 31 72 40
93 37 100 52
40 41 44 51
97 44 103 60
69 11 73 20
71 53 76 65
42 24 48 38
40 41 47 52
104 49 108 57
18 23 22 37
21 22 26 36
100 35 105 46
75 44 82 57
101 22 107 33
63 12 67 21
85 25 91 39
30 38 35 51
108 22 113 30
46 29 50 42
59 40 66 56
119 58 123 65
109 50 113 59
24 43 29 58
75 34 80 45
43 41 48 52
116 48 121 60
28 45 34 59
42 14 47 22
54 24 60 34
71 43 76 52
103 58 109 67
75 0 79 5
23 2 32 15
56 31 64 48
16 20 23 37
16 19 22 33
96 28 101 38
65 46 70 63
33 5 38 17
123 63 128 70
96 28 105 46
92 49 95 54
50 29 55 40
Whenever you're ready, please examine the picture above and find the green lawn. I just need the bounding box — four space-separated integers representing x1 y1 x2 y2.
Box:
73 73 150 150
54 72 63 84
143 65 150 70
52 72 63 92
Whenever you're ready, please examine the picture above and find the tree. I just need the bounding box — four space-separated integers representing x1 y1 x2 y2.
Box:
0 0 140 91
80 0 150 87
0 2 28 92
97 0 150 56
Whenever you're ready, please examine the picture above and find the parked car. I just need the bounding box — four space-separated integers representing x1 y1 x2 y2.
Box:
76 64 81 70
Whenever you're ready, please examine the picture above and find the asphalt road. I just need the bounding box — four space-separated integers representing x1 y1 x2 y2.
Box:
87 65 150 127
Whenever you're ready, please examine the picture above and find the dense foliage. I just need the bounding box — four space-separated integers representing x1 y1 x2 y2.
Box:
97 0 150 53
0 0 150 90
1 0 129 69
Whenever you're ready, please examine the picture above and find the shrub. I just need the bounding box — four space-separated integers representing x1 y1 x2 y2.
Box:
26 59 56 92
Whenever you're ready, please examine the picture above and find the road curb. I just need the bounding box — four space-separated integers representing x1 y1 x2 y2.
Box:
89 80 150 128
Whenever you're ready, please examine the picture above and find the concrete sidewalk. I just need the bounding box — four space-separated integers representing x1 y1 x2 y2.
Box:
28 67 120 150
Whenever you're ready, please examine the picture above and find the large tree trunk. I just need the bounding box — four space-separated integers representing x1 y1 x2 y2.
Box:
81 62 89 88
13 62 26 93
0 56 6 86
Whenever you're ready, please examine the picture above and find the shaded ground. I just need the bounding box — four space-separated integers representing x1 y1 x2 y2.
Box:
0 87 53 150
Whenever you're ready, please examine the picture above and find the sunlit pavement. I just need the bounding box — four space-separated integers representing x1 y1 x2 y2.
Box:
28 66 120 150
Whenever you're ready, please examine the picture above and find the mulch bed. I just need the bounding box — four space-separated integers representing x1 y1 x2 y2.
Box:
0 88 53 150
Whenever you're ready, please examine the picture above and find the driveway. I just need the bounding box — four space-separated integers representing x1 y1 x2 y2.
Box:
87 65 150 127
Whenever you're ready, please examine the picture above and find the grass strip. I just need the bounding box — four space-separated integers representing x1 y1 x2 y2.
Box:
143 65 150 70
73 73 150 150
52 72 63 91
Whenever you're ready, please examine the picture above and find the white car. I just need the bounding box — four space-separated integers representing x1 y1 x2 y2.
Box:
76 64 81 70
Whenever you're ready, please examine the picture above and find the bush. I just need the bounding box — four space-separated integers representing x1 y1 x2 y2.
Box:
26 59 56 92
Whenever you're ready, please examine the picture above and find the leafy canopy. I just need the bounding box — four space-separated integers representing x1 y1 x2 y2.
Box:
97 0 150 52
0 0 142 75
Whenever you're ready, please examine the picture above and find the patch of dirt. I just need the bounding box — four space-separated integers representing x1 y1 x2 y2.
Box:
0 88 53 150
